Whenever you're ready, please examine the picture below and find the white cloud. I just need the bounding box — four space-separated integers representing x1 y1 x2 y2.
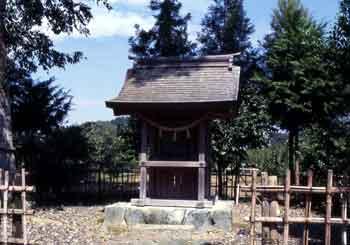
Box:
37 0 209 42
37 7 154 41
86 10 153 38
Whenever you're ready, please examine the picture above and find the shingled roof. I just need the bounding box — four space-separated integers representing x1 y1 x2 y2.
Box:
106 54 240 116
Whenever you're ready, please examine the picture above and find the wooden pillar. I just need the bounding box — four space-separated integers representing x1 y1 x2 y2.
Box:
139 121 148 200
198 121 206 201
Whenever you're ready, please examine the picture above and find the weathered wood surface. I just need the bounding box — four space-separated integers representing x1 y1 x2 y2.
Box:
143 161 206 168
248 168 349 245
148 167 198 200
261 172 270 245
0 168 32 244
283 170 291 245
240 185 350 193
342 194 348 245
303 169 313 245
131 198 213 208
325 170 333 245
249 170 257 245
198 121 206 201
139 121 148 200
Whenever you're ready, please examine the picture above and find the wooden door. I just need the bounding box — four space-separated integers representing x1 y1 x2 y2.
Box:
149 167 198 200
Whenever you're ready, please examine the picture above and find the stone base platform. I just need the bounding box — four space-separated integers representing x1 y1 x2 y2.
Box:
131 198 214 208
104 201 233 232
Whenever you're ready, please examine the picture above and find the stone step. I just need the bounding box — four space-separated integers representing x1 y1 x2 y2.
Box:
129 224 195 231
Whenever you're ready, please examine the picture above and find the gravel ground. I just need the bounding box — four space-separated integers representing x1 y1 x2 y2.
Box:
26 203 327 245
27 205 236 245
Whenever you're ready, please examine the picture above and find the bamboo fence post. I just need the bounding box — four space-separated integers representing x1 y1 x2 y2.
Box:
325 170 333 245
3 170 8 244
269 176 279 243
283 169 291 245
341 193 348 245
250 169 257 245
303 169 313 245
235 179 240 205
21 168 27 244
261 172 270 245
12 171 22 239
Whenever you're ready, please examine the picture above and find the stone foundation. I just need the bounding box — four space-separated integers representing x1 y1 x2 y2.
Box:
104 201 233 232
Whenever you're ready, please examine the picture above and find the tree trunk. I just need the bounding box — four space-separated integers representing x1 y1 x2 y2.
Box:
288 127 300 185
288 130 295 173
0 0 15 172
294 130 300 185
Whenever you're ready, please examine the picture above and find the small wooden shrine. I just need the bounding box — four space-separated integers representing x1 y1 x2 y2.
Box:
106 54 240 207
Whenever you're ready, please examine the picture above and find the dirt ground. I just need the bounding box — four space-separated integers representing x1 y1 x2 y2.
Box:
26 202 329 245
27 205 240 245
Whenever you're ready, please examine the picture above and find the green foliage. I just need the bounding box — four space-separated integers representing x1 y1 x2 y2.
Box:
328 0 350 116
9 76 72 137
298 0 350 176
3 0 110 78
80 118 138 167
199 0 270 176
300 121 350 173
129 0 195 57
8 70 84 196
198 0 272 198
247 133 289 175
198 0 254 55
259 0 335 170
263 0 327 131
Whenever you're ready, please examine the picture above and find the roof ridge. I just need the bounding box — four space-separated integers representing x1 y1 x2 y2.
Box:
129 53 240 66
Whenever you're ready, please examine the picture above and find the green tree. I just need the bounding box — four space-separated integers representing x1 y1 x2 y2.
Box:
247 132 289 175
197 0 254 55
198 0 271 198
129 0 195 58
9 76 72 138
299 0 350 177
328 0 350 115
0 0 110 170
7 70 85 198
8 69 73 165
260 0 331 179
81 118 137 167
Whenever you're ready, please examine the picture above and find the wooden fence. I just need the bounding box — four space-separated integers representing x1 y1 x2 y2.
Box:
41 164 268 203
242 169 350 245
54 165 140 201
0 168 33 245
209 167 281 204
52 165 262 202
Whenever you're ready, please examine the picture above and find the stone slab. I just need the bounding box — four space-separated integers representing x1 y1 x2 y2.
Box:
103 201 233 232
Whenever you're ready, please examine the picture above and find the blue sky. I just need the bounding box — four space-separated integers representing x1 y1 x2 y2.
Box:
35 0 340 125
